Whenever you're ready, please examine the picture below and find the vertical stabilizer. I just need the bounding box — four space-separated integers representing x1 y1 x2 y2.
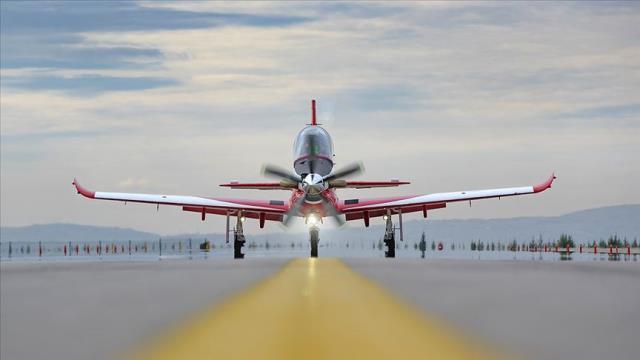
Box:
311 99 317 126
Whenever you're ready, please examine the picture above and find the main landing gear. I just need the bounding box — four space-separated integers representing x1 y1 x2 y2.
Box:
309 225 319 258
384 213 395 258
233 212 246 259
383 210 403 258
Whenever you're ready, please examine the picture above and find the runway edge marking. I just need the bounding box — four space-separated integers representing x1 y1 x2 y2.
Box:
130 258 504 360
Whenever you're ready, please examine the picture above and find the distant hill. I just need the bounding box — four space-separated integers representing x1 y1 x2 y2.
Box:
326 204 640 245
0 223 158 243
1 205 638 245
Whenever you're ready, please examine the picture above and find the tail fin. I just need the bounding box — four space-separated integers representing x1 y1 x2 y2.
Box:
311 99 317 126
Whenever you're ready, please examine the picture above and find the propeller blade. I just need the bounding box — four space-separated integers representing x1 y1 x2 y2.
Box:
326 179 347 188
323 162 364 182
262 164 301 183
282 193 306 226
321 197 345 226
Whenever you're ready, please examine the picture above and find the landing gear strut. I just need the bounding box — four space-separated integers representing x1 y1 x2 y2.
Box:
309 225 319 258
234 212 246 259
384 212 395 258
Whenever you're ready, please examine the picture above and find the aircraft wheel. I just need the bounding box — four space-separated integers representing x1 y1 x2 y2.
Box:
234 235 245 259
310 227 319 258
384 236 395 258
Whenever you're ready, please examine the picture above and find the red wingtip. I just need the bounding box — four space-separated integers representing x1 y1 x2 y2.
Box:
72 178 95 198
533 172 557 193
311 99 317 126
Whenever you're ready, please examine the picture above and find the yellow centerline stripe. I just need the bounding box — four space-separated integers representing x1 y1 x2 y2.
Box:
131 258 503 360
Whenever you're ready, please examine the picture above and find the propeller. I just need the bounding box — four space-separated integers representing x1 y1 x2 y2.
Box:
261 161 364 227
262 164 301 184
282 194 306 226
323 162 364 182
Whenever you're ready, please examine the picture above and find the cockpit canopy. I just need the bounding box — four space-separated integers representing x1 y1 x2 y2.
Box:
293 126 334 160
293 126 334 176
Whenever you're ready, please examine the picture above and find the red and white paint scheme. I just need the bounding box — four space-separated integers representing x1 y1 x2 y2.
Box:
73 99 555 256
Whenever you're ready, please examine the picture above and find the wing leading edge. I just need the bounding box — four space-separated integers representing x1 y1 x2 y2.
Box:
340 173 556 221
72 179 287 223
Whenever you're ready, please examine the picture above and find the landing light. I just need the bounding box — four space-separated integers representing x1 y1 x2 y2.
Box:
306 214 318 226
240 216 246 223
383 215 389 220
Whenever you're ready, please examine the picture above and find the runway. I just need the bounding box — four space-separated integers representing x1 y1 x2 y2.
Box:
1 258 639 360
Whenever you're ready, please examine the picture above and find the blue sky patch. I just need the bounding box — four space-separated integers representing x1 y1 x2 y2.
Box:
3 74 179 95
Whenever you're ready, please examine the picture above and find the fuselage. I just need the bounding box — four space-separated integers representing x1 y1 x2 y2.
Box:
291 124 338 219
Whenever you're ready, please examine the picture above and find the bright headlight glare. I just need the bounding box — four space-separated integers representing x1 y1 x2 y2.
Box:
307 214 318 225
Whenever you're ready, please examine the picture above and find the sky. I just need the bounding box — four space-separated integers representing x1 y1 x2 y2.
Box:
1 1 639 235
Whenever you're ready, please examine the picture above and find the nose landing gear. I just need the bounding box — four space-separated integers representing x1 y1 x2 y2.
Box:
309 225 319 258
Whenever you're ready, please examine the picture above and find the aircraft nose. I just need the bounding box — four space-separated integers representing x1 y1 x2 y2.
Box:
308 183 324 194
304 173 324 186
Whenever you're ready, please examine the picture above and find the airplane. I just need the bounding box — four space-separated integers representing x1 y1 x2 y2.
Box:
73 100 556 258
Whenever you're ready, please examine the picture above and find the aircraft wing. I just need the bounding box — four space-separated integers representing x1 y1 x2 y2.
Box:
339 174 556 222
219 182 293 190
339 180 410 188
72 179 287 223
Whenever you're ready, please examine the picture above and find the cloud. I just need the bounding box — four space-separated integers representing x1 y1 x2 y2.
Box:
0 2 308 34
560 103 640 119
118 178 150 189
1 2 639 234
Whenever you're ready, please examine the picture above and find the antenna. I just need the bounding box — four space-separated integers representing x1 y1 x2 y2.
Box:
311 99 317 125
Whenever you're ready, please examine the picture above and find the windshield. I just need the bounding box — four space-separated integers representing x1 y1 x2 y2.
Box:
293 126 333 160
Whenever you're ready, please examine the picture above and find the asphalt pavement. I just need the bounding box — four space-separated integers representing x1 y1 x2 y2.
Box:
1 258 638 360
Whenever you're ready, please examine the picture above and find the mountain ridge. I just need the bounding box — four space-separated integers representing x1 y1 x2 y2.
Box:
1 204 638 245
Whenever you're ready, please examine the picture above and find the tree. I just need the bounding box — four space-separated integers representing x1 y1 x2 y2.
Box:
419 235 427 252
431 241 436 251
633 238 638 248
537 234 544 248
598 239 607 248
607 234 622 247
556 234 574 248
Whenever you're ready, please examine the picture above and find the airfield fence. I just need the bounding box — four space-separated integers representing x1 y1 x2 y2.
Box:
0 239 210 260
1 238 638 261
